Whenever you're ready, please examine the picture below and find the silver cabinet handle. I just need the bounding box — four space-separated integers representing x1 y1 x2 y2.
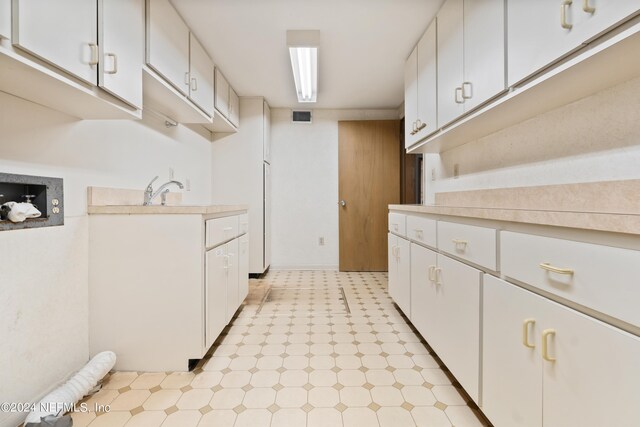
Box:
410 121 417 135
455 87 464 104
561 0 573 30
582 0 595 13
184 72 190 85
462 82 473 99
434 267 442 285
416 120 427 131
339 200 346 207
428 265 436 282
191 77 198 91
88 43 99 66
105 53 118 74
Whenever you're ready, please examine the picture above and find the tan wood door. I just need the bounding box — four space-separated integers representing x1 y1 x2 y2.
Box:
339 120 400 271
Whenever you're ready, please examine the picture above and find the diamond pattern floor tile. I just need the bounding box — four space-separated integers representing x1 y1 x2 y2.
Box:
71 270 490 427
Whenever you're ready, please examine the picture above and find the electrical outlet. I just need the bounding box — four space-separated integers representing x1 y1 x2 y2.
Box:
185 179 191 191
169 167 174 180
453 164 460 179
319 237 325 246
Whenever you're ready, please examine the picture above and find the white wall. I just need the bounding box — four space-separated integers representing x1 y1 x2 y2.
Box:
425 76 640 202
270 108 399 270
0 92 212 427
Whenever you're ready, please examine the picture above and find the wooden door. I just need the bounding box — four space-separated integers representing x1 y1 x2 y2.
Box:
339 120 400 271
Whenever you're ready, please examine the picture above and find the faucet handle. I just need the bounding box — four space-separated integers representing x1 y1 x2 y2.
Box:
145 176 159 191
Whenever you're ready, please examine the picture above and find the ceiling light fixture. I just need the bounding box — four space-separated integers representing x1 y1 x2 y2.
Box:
287 30 319 103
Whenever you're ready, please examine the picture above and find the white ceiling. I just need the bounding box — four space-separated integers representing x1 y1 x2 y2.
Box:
172 0 444 109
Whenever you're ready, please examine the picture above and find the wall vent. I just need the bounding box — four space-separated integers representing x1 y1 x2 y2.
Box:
292 110 312 123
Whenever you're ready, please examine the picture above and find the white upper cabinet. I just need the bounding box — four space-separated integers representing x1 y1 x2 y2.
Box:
263 100 271 163
462 0 505 111
215 68 230 118
98 0 144 109
404 47 419 146
508 0 640 86
436 0 464 127
12 0 98 85
188 33 215 117
416 21 437 138
146 0 190 96
405 20 437 148
229 87 240 127
0 0 10 40
437 0 506 127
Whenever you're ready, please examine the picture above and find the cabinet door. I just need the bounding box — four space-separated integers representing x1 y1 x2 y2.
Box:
188 33 215 117
13 0 98 85
437 0 464 127
482 275 543 427
463 0 505 111
263 100 271 163
206 245 227 349
573 1 640 46
0 0 10 40
98 0 143 109
410 243 439 342
263 163 272 270
541 298 640 427
229 87 240 127
215 68 230 118
238 234 249 305
226 239 239 323
437 254 481 403
146 0 189 95
388 233 399 300
395 237 411 318
416 20 437 138
403 47 419 148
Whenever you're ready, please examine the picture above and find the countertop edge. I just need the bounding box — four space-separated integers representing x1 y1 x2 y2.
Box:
389 204 640 236
87 205 249 215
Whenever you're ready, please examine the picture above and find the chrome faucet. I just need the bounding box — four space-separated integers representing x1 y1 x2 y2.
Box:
143 176 184 206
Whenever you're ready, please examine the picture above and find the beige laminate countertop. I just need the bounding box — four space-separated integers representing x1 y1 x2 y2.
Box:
88 204 248 215
389 204 640 236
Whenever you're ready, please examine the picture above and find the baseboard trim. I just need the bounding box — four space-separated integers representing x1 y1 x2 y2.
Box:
269 265 339 271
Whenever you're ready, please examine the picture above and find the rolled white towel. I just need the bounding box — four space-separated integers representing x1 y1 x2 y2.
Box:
2 201 42 223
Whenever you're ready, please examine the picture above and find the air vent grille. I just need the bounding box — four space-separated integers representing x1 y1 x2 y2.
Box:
292 110 312 123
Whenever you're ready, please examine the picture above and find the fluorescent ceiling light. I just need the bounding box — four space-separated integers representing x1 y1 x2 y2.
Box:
287 30 319 103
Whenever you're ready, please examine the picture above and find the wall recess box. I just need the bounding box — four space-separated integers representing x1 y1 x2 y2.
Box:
0 172 64 232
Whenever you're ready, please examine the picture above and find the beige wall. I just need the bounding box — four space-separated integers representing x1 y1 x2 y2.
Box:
0 91 212 426
425 76 640 202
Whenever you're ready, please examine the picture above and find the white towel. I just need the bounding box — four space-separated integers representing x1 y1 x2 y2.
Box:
3 201 42 223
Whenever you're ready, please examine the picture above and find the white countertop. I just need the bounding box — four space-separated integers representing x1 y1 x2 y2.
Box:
88 204 248 215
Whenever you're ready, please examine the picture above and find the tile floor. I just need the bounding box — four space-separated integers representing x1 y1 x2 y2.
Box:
71 271 489 427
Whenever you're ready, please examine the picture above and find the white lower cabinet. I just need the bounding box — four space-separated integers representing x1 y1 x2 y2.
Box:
433 253 481 404
205 244 228 349
225 238 239 324
388 233 411 318
483 275 640 427
239 234 249 304
410 243 439 345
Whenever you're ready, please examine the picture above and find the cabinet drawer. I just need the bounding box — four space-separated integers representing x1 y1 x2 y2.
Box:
388 212 406 237
437 221 497 270
501 231 640 328
238 213 249 235
406 215 436 248
206 215 239 248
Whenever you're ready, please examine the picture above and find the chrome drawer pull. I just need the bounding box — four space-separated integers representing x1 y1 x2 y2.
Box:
428 265 436 282
561 0 573 30
582 0 595 13
539 262 574 275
